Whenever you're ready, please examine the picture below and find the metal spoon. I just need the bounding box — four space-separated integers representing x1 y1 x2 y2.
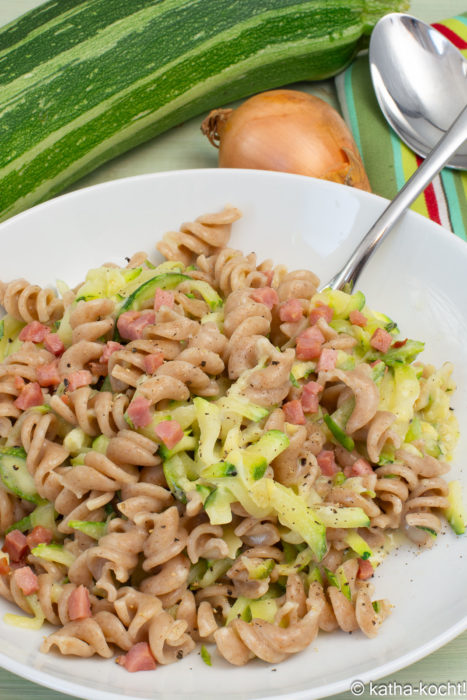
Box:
324 13 467 292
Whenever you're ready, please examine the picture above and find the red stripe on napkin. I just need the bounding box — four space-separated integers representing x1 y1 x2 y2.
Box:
431 23 467 49
416 155 441 225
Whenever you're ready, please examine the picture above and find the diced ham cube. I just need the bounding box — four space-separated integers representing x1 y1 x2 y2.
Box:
309 303 333 326
2 530 29 562
66 370 93 392
19 321 50 343
117 311 155 341
68 584 92 621
154 288 175 312
357 558 374 580
296 338 322 361
279 299 303 323
117 642 157 672
301 393 319 414
250 287 278 310
14 382 44 410
303 380 322 395
143 352 164 375
26 526 53 549
13 566 39 595
301 326 325 343
301 381 322 414
99 341 123 363
43 333 65 356
296 326 325 361
349 310 367 327
370 327 393 353
127 396 152 428
0 556 10 576
317 348 338 372
316 449 338 476
154 420 184 450
282 399 306 425
36 359 61 387
350 458 373 476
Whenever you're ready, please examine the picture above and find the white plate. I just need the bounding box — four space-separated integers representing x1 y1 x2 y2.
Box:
0 169 466 700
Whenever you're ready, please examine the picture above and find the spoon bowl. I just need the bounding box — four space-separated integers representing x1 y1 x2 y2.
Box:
323 13 467 291
369 13 467 169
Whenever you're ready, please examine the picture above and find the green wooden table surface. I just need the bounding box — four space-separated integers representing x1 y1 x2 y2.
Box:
1 1 466 698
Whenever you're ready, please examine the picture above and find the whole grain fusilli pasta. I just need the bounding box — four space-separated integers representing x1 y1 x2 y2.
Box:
0 206 461 675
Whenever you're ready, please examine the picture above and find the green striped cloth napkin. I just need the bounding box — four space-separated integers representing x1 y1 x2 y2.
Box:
335 14 467 241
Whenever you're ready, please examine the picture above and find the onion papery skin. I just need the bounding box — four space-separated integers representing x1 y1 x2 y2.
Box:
202 90 371 192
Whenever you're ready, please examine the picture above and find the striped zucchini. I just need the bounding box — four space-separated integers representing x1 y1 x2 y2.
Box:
0 0 408 221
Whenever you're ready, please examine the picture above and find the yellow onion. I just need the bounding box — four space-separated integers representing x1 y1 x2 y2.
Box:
201 89 371 191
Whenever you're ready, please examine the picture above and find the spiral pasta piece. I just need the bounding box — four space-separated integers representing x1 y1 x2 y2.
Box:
242 338 294 407
106 430 160 468
234 515 280 547
365 410 402 463
218 595 323 665
223 289 272 380
69 299 115 344
186 523 230 563
59 340 103 378
319 364 380 434
0 279 64 323
118 482 173 524
196 248 268 296
0 342 54 383
108 339 160 392
41 618 114 658
140 554 190 599
94 610 134 651
372 462 418 529
153 358 219 397
148 611 196 664
59 450 139 499
308 559 390 638
327 483 382 520
265 408 310 486
143 506 188 571
50 386 129 438
172 288 209 319
19 411 70 502
275 269 320 303
58 489 114 536
0 376 22 435
142 308 200 359
114 587 162 643
197 600 219 639
68 519 146 601
156 206 241 265
176 322 227 376
403 477 450 546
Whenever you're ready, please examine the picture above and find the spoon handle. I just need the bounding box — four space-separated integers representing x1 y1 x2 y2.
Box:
324 103 467 291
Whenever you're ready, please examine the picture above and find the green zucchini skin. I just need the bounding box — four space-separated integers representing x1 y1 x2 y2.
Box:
0 0 408 221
